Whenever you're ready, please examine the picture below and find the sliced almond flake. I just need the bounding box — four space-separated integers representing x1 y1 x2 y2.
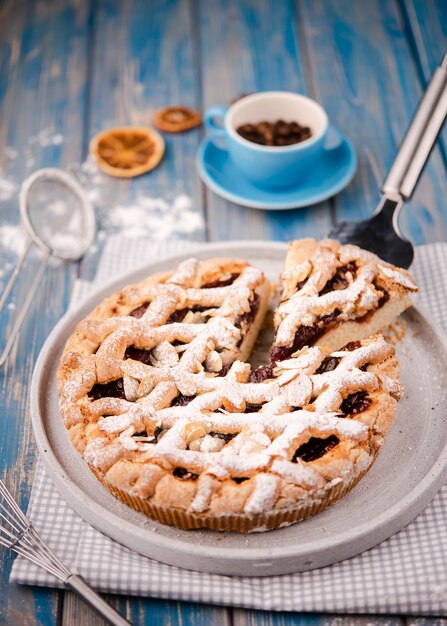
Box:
123 374 140 402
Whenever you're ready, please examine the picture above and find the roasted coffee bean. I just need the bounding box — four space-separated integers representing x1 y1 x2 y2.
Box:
236 119 312 147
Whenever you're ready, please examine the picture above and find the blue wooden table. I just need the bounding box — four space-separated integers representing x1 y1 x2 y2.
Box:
1 0 446 624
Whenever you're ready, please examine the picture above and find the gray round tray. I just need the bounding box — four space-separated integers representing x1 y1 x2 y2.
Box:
31 241 447 576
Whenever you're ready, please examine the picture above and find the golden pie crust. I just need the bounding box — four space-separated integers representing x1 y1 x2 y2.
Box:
90 127 165 178
58 240 417 532
153 106 202 133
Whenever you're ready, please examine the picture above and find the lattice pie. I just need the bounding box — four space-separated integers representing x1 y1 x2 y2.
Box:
58 239 417 532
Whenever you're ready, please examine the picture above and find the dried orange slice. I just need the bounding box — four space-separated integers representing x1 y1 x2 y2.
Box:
153 106 202 133
90 127 165 178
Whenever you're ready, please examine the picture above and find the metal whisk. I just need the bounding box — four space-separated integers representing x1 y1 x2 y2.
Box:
0 479 131 626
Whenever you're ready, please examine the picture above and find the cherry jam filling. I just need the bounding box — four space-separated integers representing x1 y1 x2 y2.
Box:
131 430 148 438
201 273 239 289
130 302 150 318
236 293 261 347
218 363 232 377
295 278 307 292
356 284 390 323
154 426 164 441
245 403 263 413
88 378 126 401
377 289 390 308
209 431 236 443
319 262 357 295
271 309 341 363
249 364 274 383
343 340 361 351
340 391 372 415
167 305 209 324
292 435 339 463
173 467 199 480
171 393 195 407
124 345 154 365
280 278 307 304
316 356 340 374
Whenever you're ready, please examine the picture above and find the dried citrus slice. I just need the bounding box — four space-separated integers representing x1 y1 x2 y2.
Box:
153 106 202 133
90 127 165 178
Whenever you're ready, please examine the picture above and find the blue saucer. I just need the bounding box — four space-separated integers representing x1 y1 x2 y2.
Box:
196 125 357 210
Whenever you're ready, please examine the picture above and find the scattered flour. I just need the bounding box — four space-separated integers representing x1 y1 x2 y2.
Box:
102 193 203 239
0 176 18 201
4 146 18 161
28 129 65 147
78 156 204 239
0 224 27 282
0 224 27 257
0 134 205 277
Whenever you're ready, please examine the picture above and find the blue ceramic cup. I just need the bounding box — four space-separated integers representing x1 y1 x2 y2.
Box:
204 92 329 190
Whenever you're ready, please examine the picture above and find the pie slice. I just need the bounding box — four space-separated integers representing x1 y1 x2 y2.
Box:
271 238 417 362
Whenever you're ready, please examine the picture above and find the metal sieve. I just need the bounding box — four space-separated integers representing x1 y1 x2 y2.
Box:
0 168 95 367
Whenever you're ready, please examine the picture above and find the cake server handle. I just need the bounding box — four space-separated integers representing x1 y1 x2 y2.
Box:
382 52 447 200
65 575 132 626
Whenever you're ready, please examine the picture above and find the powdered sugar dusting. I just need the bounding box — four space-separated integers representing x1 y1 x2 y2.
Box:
0 224 27 257
0 176 18 201
245 474 279 514
378 264 417 291
77 156 204 240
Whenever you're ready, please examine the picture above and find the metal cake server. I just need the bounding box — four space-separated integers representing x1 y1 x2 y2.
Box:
329 53 447 268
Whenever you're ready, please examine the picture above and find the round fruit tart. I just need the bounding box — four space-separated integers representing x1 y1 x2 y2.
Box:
57 239 417 532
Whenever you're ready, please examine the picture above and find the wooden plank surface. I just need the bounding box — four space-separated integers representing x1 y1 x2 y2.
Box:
234 612 405 626
63 0 221 624
63 591 231 626
0 1 446 625
198 0 334 243
86 0 206 239
0 0 91 623
399 0 447 162
298 0 447 246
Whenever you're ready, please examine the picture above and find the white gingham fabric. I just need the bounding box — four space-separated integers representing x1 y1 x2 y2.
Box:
10 237 447 615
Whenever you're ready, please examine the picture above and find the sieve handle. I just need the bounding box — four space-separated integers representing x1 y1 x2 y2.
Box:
0 251 49 368
0 240 32 315
65 575 132 626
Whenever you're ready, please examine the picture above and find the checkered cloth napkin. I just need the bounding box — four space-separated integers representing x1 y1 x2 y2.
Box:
10 237 447 615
